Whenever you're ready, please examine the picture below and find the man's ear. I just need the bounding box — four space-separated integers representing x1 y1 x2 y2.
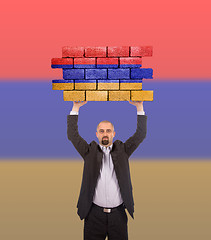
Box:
113 131 116 138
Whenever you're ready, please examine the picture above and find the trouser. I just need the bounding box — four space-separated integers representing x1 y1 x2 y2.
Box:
84 202 128 240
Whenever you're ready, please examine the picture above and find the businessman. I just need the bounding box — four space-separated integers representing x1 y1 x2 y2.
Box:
67 100 147 240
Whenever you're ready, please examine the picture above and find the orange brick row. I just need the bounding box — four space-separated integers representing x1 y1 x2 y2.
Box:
63 90 153 101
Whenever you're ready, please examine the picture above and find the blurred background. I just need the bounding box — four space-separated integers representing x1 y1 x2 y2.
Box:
0 0 211 239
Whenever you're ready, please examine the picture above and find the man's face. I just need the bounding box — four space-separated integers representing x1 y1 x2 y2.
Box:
96 122 116 147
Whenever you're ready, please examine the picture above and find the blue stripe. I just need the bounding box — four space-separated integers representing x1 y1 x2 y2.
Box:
52 64 142 69
97 64 118 69
74 64 96 69
75 80 96 83
98 80 119 83
120 80 142 83
120 64 142 68
53 79 143 83
52 80 74 83
51 64 73 69
0 80 211 159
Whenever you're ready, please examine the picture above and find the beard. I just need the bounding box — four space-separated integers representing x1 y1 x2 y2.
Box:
102 137 109 145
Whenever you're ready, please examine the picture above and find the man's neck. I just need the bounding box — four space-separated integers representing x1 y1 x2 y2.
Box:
99 143 113 149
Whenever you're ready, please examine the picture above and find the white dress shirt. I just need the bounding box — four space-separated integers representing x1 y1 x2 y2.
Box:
69 108 145 207
93 143 123 207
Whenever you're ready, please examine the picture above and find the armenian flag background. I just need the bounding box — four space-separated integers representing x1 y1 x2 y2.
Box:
0 0 211 239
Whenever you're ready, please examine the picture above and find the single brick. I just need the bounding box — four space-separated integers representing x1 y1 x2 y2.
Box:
85 47 106 57
62 46 84 57
52 83 74 90
109 91 130 101
131 68 153 79
63 91 85 101
63 69 84 79
75 80 96 90
51 58 73 68
108 46 129 57
119 57 142 68
97 58 118 68
130 46 153 57
86 91 108 101
98 80 119 90
85 69 107 79
108 69 130 79
120 80 142 90
131 90 153 101
74 58 95 68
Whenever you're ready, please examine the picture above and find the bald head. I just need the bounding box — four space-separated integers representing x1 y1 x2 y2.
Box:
96 120 114 132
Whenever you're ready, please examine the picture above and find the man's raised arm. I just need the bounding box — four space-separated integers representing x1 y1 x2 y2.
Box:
67 101 89 159
124 101 147 157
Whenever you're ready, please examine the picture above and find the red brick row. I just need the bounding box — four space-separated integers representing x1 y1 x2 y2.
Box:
52 57 142 65
62 46 152 58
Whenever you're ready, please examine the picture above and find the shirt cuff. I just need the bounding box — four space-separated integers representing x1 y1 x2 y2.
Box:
137 110 145 115
70 111 79 115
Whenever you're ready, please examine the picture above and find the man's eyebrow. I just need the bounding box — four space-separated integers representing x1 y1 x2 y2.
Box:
99 128 112 130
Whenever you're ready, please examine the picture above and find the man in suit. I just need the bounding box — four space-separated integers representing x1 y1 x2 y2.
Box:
67 100 147 240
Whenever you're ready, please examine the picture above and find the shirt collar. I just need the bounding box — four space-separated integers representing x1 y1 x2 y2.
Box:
99 143 113 151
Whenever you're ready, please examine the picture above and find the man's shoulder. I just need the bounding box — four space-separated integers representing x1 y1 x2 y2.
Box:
113 140 123 145
89 140 100 150
90 140 98 146
113 140 124 150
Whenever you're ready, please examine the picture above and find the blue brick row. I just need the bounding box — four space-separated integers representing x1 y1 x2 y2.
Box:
63 68 153 80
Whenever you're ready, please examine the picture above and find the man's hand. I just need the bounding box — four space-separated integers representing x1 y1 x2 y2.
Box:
128 100 144 112
72 101 87 112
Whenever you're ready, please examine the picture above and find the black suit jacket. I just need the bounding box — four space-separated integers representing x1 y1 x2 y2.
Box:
67 114 147 220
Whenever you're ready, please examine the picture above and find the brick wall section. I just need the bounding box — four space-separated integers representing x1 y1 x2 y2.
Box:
51 46 153 101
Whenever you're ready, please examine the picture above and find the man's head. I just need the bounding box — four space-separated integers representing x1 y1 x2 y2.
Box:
96 120 116 147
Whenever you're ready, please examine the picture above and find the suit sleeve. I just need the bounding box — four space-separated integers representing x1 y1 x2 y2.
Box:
67 115 89 160
124 115 147 157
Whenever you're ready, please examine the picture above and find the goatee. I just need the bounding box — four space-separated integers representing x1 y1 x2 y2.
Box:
102 139 109 145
